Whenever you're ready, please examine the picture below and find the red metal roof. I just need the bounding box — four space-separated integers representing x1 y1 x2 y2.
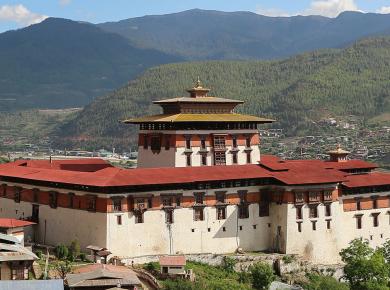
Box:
0 157 386 188
0 218 35 228
343 172 390 188
159 255 186 266
14 158 112 172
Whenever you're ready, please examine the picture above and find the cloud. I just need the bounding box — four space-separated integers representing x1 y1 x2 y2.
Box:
59 0 72 6
377 6 390 14
0 4 47 26
303 0 360 17
256 6 291 17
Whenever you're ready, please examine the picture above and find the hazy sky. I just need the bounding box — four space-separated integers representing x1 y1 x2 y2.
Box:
0 0 389 32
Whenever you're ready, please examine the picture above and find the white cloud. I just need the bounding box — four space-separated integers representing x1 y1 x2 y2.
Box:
59 0 72 7
303 0 360 17
256 6 291 17
0 4 47 26
377 6 390 14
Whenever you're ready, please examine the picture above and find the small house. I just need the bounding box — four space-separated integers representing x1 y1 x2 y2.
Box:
0 219 35 246
159 255 186 276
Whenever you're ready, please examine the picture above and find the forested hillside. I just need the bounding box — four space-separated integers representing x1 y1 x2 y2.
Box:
99 9 390 60
0 18 180 111
57 37 390 150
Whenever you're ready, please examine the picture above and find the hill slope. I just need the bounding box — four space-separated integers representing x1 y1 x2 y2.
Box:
57 37 390 150
0 18 180 111
98 9 390 60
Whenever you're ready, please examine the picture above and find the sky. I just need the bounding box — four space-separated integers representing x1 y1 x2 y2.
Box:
0 0 389 32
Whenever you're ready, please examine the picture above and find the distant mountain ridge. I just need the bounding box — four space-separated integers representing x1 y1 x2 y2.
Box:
56 37 390 150
0 18 180 111
98 9 390 60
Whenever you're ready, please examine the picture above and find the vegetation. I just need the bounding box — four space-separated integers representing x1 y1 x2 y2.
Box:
300 273 349 290
58 37 390 150
249 262 275 290
340 238 390 290
55 244 69 260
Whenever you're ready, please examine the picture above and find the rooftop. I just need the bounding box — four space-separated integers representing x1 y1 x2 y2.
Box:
0 218 35 229
159 255 186 266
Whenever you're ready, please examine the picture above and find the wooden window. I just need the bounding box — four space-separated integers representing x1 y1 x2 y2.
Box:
295 192 305 204
312 221 317 231
246 152 251 164
162 196 173 207
194 193 204 205
49 191 58 209
143 134 148 149
201 139 206 150
214 152 226 165
296 206 303 220
112 198 122 212
216 192 225 203
14 187 21 203
239 202 249 219
213 136 226 150
325 204 331 217
217 207 226 220
259 201 270 217
68 193 75 208
373 213 379 227
165 210 174 224
1 184 6 197
356 215 362 229
186 154 191 166
117 215 122 225
87 195 97 212
309 205 318 218
356 199 361 210
201 155 207 166
135 198 147 210
297 222 302 232
323 190 332 201
176 196 181 207
194 208 204 221
151 135 161 151
309 192 319 203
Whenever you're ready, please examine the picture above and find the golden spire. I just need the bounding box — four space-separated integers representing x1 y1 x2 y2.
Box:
195 76 202 88
186 77 210 98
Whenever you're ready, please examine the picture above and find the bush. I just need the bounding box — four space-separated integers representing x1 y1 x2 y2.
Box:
222 256 236 273
55 244 69 260
282 255 295 264
163 279 194 290
249 262 275 290
79 252 86 261
35 250 43 259
301 273 349 290
144 262 159 272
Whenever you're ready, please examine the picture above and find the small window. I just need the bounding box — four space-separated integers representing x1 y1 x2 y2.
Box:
253 225 257 229
312 221 317 231
245 136 251 148
326 219 331 229
68 193 75 208
113 198 122 212
176 196 181 207
186 155 191 166
165 136 170 150
356 200 361 210
135 212 144 224
213 136 226 150
239 204 249 219
297 222 302 232
232 136 238 148
325 204 331 217
373 199 378 209
208 228 211 232
296 206 303 219
222 227 226 232
373 214 379 227
216 192 225 203
33 189 39 203
14 187 21 203
259 201 270 217
232 153 238 164
166 210 174 224
309 206 318 218
194 208 204 221
217 207 226 220
356 215 362 229
185 137 191 150
117 215 122 225
201 155 207 166
151 135 161 151
1 184 6 197
87 195 97 212
201 139 206 150
239 225 243 231
194 193 204 205
191 228 195 232
49 191 58 209
246 152 251 164
214 152 226 165
162 196 173 207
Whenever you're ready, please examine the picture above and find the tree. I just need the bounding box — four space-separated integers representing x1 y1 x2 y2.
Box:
340 238 389 290
52 260 72 280
69 239 81 260
249 262 275 290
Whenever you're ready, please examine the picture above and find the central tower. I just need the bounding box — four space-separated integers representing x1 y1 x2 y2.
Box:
124 80 274 168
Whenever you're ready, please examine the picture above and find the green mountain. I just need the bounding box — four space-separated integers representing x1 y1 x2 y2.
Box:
57 37 390 150
99 9 390 60
0 18 180 111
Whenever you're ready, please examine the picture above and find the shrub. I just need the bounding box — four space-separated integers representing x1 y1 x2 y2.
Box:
144 262 159 272
69 239 81 260
79 252 86 261
35 250 43 259
249 262 275 290
55 244 69 260
302 273 349 290
163 279 194 290
282 255 295 264
222 256 236 273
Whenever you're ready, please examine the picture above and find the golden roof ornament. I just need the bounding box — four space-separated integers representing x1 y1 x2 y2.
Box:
187 77 210 98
